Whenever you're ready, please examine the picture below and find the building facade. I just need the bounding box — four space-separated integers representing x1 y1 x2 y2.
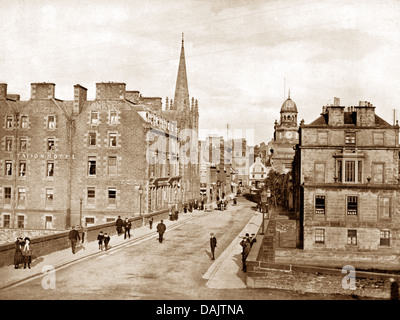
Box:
249 157 270 190
294 97 400 253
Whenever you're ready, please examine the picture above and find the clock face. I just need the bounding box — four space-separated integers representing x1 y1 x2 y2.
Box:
285 131 293 139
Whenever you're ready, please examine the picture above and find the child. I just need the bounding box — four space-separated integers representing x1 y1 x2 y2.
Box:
104 233 111 251
97 231 104 251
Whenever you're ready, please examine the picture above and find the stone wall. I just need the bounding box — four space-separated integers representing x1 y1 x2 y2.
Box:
0 228 61 245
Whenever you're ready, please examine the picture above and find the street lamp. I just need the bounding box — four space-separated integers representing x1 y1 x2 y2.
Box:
79 197 83 228
260 188 271 235
138 185 144 226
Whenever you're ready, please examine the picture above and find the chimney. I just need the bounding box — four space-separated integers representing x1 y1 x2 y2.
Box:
126 90 140 103
31 83 55 99
326 97 345 126
7 94 20 101
0 83 7 100
96 82 126 100
73 84 87 115
356 100 376 127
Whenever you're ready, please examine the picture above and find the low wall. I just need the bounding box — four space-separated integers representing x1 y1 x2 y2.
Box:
0 228 62 245
245 260 397 299
0 209 169 268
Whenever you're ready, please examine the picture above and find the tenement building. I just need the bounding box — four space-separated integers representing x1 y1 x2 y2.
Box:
294 97 400 253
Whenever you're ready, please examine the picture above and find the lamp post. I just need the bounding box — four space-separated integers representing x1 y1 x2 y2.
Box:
79 197 83 228
138 185 144 226
260 188 271 235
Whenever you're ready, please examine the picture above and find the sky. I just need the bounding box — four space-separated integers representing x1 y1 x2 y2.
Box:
1 0 400 145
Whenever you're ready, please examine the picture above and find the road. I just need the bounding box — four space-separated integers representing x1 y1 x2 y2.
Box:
0 197 352 300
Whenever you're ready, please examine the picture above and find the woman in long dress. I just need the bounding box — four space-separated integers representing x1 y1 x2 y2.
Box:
13 237 24 269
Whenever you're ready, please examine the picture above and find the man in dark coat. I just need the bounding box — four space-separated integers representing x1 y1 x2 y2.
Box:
210 233 217 260
390 278 399 300
156 220 166 243
68 226 80 254
240 236 251 272
116 216 123 236
124 218 132 239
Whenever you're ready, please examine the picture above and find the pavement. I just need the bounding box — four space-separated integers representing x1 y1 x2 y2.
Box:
0 202 264 292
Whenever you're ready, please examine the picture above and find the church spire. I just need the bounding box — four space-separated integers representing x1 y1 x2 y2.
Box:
173 33 190 111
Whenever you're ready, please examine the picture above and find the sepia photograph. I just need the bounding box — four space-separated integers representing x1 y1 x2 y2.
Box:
1 0 400 312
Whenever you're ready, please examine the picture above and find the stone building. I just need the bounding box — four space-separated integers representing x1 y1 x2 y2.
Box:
249 157 270 190
294 97 400 253
268 93 299 173
232 138 252 189
0 82 182 230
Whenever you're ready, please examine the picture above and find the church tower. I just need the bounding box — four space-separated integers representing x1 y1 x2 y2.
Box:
173 33 190 112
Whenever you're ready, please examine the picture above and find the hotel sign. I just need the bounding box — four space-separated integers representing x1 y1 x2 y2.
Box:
18 153 76 160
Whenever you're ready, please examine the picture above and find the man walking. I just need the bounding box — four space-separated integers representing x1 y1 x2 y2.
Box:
124 218 132 239
210 233 217 260
116 216 123 236
149 217 154 229
68 226 80 254
240 236 251 272
156 220 166 243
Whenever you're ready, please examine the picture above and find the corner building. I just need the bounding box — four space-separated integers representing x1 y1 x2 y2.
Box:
295 97 400 253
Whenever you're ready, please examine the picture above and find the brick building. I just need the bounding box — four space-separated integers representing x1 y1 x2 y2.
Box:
294 97 400 253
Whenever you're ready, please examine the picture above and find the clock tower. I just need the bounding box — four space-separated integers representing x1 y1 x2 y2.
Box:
268 92 299 173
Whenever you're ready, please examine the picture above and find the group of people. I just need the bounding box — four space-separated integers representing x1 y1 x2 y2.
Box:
115 216 132 239
240 233 257 272
183 198 205 213
13 237 32 269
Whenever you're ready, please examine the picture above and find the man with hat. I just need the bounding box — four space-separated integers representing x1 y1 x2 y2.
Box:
240 236 251 272
68 225 81 254
210 233 217 260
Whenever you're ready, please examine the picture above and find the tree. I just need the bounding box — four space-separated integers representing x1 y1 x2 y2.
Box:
262 169 291 209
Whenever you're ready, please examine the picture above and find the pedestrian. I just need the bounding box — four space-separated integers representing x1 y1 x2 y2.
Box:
22 237 32 269
200 199 204 211
240 236 251 272
97 231 104 250
210 233 217 260
390 278 399 300
149 217 154 229
116 216 123 236
183 202 187 213
14 237 24 269
250 233 257 248
104 233 111 251
156 220 166 243
124 218 132 239
68 225 81 254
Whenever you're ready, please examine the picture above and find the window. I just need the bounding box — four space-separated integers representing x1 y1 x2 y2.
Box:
19 162 26 177
347 230 357 245
380 230 390 246
87 187 95 204
379 197 390 219
47 161 54 177
20 116 28 129
47 115 56 129
314 163 325 183
345 132 356 144
18 188 25 206
373 132 384 146
109 111 118 124
88 157 96 176
109 132 117 147
3 214 10 228
315 229 325 244
337 159 362 183
20 138 27 152
6 116 13 129
46 188 53 206
318 132 328 145
45 216 53 229
88 132 96 146
85 217 95 226
5 137 12 152
17 215 25 229
5 161 12 176
108 188 116 206
47 138 55 151
108 156 117 175
347 196 358 215
106 218 115 223
372 163 384 184
90 111 99 125
315 195 325 214
4 187 11 205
